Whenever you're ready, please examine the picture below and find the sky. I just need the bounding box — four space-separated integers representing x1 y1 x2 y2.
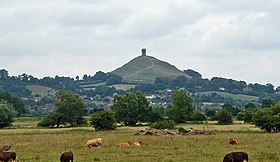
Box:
1 0 279 87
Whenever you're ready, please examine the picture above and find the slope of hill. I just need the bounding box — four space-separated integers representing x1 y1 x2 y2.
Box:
197 91 259 102
25 85 56 97
111 55 191 84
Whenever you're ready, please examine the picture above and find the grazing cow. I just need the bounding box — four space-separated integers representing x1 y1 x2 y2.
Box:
0 145 11 152
0 151 17 162
60 151 73 162
84 138 102 149
229 138 239 145
223 151 248 162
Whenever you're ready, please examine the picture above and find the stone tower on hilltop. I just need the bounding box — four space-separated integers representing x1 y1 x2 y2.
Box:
141 48 146 56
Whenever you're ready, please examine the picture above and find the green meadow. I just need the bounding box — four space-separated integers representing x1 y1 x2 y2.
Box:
1 118 280 162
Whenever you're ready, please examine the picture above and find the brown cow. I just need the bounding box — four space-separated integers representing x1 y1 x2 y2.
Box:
117 142 130 148
0 145 11 152
223 151 248 162
60 151 73 162
0 151 17 162
229 138 239 145
84 138 102 149
117 141 144 148
138 141 144 145
131 141 144 146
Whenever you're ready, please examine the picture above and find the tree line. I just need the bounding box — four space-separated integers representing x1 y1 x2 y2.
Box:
1 89 280 132
1 68 280 117
1 68 279 99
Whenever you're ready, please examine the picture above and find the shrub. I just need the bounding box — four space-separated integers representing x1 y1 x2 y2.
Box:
37 112 60 127
0 101 16 128
74 116 88 126
150 120 176 129
90 110 116 131
216 109 233 125
178 127 188 133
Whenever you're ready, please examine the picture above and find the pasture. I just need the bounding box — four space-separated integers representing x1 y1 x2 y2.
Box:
197 91 259 103
25 85 56 97
1 118 280 162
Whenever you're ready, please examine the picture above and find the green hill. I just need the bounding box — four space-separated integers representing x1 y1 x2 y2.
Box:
111 55 191 84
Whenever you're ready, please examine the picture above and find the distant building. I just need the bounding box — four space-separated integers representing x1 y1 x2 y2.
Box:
141 48 146 56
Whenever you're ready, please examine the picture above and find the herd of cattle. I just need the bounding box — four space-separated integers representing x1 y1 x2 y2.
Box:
1 137 248 162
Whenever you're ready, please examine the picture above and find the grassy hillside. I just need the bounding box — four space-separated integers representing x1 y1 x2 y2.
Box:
109 84 137 91
25 85 56 97
197 91 259 102
111 56 191 84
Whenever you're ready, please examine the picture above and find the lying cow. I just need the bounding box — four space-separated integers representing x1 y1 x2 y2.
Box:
117 141 144 148
131 141 144 146
229 138 239 145
0 145 12 152
117 142 130 148
60 151 73 162
0 151 17 162
84 138 102 149
223 151 248 162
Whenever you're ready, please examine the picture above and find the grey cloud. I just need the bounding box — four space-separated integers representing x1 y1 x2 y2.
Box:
0 0 280 86
54 3 126 27
121 1 208 39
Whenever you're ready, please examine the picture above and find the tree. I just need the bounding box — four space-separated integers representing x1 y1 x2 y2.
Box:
166 89 194 123
253 104 280 132
184 69 202 78
38 90 86 127
149 107 164 123
244 103 256 110
105 74 122 85
170 76 189 89
276 86 280 93
112 92 152 126
216 109 233 125
191 110 207 121
237 109 254 123
90 110 116 131
0 101 16 128
262 98 275 108
93 71 107 81
0 92 26 116
0 69 9 79
204 108 217 120
133 83 154 93
222 103 240 117
38 111 61 127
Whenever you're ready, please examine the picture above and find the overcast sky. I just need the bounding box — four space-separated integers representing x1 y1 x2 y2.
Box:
1 0 279 87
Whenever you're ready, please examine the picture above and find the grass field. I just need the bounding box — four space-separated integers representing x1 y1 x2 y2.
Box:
1 118 280 162
197 91 259 102
25 85 56 97
109 84 137 91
